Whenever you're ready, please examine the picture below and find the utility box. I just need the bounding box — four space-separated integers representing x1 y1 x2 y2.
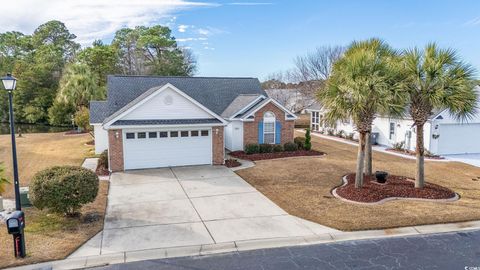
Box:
20 187 32 207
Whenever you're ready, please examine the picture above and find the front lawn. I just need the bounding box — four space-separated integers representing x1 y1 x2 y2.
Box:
0 132 106 268
236 131 480 231
0 132 95 198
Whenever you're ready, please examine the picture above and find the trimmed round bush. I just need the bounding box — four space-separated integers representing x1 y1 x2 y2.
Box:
284 142 298 152
259 144 274 153
244 143 260 154
294 137 305 150
273 144 284 153
30 166 99 216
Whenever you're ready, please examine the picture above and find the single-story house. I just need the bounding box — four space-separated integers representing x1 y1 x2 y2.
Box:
306 86 480 155
90 75 296 171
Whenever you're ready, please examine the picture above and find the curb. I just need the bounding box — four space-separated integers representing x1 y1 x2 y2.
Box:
8 220 480 270
331 175 460 205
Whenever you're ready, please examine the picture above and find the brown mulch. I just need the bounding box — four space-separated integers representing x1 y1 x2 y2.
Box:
96 165 110 176
225 159 241 168
335 173 456 203
386 148 444 160
85 140 95 145
230 150 324 161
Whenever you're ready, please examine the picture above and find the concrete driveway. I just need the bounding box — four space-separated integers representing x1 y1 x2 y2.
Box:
444 154 480 168
72 165 337 256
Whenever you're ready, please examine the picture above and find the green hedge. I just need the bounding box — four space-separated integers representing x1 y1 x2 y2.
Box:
30 166 99 216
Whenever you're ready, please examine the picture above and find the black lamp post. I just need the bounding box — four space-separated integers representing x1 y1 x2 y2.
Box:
1 74 21 211
1 74 26 258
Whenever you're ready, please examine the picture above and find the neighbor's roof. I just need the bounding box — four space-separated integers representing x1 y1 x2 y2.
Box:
89 75 266 124
220 94 263 118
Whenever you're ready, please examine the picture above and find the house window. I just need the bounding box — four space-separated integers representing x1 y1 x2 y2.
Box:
311 111 320 131
170 131 178 137
126 133 135 139
181 131 189 137
389 122 395 140
263 111 276 144
201 130 209 136
191 130 199 137
159 131 168 138
148 132 157 138
137 132 146 139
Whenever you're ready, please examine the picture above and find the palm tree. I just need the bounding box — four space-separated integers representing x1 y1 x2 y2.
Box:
401 44 477 188
55 62 103 109
319 38 406 188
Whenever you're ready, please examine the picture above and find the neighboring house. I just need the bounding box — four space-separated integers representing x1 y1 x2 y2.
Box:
306 86 480 155
90 75 296 171
265 88 314 113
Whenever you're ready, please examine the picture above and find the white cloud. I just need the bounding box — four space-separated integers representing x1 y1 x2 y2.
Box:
464 17 480 26
0 0 216 45
228 2 272 5
178 24 190 32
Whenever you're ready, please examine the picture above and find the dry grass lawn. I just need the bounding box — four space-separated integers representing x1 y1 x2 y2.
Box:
0 132 95 198
0 132 105 268
236 131 480 231
0 181 108 268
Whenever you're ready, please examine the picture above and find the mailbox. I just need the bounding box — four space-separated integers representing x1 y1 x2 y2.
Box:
6 211 25 234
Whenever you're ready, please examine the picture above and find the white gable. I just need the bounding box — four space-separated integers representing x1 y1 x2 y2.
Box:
121 86 213 120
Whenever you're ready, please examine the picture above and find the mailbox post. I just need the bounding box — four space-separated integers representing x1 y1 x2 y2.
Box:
6 211 26 258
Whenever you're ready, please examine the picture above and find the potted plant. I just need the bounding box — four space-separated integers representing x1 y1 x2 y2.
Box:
375 171 389 184
0 165 10 211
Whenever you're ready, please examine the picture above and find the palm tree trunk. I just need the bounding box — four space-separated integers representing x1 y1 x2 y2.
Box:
364 131 372 177
415 123 425 188
355 132 366 188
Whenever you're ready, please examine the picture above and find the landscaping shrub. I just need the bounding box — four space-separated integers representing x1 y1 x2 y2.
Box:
74 107 92 132
294 137 305 150
284 142 298 152
327 129 335 136
336 130 345 138
273 144 284 152
98 150 108 169
30 166 99 216
259 144 274 153
304 128 312 150
346 133 355 141
392 141 405 151
245 143 260 154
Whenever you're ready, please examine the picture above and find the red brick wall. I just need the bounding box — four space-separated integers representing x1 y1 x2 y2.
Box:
108 129 124 172
212 126 224 165
243 102 294 148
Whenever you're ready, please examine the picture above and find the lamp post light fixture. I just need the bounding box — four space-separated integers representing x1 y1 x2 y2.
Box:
1 73 26 258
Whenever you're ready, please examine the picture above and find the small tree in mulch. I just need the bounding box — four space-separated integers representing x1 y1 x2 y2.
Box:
304 128 312 150
30 166 99 216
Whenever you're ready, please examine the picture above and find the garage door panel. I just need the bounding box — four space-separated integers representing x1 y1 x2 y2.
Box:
124 130 212 170
437 124 480 155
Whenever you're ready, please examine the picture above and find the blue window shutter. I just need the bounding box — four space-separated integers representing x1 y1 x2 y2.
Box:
258 121 264 144
275 121 281 144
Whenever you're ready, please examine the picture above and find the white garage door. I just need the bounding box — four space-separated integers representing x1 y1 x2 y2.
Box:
123 128 212 170
437 123 480 155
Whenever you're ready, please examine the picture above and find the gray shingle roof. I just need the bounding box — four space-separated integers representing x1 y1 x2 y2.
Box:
90 101 108 124
111 118 222 126
90 75 266 124
220 94 263 118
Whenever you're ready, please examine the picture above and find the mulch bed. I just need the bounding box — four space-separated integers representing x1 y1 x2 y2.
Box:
335 173 456 203
230 150 324 161
386 148 444 160
225 159 241 168
64 130 88 135
96 165 110 176
86 140 95 145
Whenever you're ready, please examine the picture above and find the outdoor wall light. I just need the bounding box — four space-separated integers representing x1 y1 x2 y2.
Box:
215 128 219 135
115 131 120 139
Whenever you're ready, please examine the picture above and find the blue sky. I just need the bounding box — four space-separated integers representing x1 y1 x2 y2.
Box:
172 0 480 79
2 0 479 80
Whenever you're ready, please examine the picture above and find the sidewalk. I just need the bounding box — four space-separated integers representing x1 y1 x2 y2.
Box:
8 219 480 270
297 129 450 162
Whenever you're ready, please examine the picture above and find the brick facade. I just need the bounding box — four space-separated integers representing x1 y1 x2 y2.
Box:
108 129 124 172
243 102 295 148
212 126 225 165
